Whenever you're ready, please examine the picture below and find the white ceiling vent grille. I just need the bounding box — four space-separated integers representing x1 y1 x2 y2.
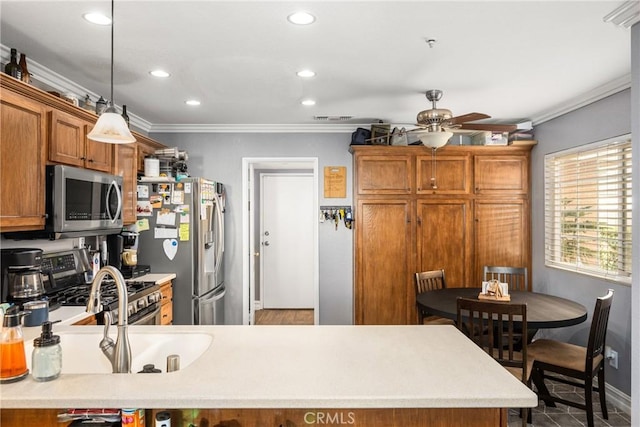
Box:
313 115 353 121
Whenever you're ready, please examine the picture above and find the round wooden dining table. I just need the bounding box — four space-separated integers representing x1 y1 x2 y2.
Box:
416 288 588 329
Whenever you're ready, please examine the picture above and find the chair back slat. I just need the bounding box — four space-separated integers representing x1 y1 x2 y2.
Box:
587 289 614 364
456 298 528 383
483 266 529 292
415 269 446 294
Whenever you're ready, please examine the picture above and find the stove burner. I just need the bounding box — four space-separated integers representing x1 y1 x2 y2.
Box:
47 280 157 308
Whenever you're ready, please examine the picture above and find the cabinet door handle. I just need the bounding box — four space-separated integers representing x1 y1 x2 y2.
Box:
87 159 94 163
80 157 86 161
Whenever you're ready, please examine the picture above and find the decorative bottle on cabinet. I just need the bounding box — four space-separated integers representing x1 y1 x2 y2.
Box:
4 48 22 80
18 53 30 84
122 105 130 128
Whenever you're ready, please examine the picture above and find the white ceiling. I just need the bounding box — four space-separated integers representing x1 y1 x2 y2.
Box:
0 1 633 132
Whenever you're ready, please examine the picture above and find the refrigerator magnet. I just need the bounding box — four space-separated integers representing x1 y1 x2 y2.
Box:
172 190 184 204
137 185 149 199
157 209 177 226
179 224 190 241
136 201 152 216
163 238 178 260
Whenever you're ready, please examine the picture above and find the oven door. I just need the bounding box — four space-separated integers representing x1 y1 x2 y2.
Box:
130 304 162 325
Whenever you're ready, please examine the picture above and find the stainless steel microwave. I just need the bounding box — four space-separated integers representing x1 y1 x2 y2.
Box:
45 165 123 237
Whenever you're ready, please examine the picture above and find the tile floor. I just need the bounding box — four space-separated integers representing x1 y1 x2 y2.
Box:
508 380 631 427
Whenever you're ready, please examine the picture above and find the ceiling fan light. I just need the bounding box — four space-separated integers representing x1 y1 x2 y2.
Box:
87 110 136 144
418 131 453 149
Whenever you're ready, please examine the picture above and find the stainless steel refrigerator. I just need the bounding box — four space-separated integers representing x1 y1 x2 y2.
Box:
136 177 225 325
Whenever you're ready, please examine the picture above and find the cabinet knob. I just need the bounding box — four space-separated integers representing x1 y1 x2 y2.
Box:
87 159 94 163
80 157 86 161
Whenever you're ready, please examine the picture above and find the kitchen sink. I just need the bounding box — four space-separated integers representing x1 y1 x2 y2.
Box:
25 329 213 374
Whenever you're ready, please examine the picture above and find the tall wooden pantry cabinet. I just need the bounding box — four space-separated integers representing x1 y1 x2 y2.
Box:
351 144 533 325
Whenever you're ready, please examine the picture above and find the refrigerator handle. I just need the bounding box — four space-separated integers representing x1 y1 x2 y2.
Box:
204 203 214 249
213 192 224 273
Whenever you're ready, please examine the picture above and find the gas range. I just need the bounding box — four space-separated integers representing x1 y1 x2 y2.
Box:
42 249 162 325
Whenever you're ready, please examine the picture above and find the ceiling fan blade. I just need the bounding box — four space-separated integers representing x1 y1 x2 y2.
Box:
447 112 491 125
458 123 518 132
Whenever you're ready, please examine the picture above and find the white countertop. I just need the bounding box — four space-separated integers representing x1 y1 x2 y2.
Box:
131 273 176 284
0 325 537 409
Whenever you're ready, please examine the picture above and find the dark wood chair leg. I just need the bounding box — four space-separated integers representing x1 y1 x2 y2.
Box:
531 368 555 407
585 375 594 427
598 365 608 419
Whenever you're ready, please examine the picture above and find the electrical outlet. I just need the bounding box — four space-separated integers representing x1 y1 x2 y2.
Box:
605 346 619 369
610 350 618 369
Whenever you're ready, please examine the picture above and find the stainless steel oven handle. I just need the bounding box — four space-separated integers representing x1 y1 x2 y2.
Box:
106 180 123 223
130 305 161 325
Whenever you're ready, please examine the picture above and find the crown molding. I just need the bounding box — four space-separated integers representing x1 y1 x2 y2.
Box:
149 123 361 134
1 44 152 132
531 74 631 125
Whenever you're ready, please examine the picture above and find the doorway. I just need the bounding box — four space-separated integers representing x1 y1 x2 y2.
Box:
260 174 315 309
242 158 319 325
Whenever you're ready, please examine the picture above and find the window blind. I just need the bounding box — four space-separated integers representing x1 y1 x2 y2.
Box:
544 135 632 284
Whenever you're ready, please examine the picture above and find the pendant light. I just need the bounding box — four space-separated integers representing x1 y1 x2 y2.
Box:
87 0 136 144
417 130 453 149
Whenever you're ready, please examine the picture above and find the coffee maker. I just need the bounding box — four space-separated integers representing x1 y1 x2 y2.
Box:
1 248 46 305
107 231 150 278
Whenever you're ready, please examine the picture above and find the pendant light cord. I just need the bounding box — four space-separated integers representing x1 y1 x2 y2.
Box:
110 0 115 106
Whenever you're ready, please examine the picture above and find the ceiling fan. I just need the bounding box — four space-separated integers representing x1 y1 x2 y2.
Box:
384 89 519 189
409 89 518 148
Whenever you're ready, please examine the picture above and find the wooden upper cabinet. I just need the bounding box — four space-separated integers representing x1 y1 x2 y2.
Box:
0 87 47 231
474 155 528 195
135 134 166 173
355 155 413 195
416 153 471 195
48 110 113 172
84 132 113 172
114 143 138 225
48 110 85 167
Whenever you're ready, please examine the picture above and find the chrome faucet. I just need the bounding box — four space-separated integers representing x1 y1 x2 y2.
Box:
86 265 131 373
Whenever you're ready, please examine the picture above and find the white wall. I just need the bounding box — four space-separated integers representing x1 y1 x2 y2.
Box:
531 89 632 396
151 132 354 325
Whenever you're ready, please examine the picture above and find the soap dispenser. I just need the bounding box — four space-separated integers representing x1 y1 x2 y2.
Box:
0 306 29 383
31 320 62 382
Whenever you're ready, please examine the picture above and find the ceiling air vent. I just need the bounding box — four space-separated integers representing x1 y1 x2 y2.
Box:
313 115 353 121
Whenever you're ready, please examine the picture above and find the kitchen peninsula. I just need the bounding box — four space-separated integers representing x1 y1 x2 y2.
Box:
0 325 536 426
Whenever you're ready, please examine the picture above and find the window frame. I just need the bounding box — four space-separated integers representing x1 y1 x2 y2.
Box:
544 134 632 285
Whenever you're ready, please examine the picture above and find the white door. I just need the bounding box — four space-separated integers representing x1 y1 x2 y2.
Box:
261 174 315 308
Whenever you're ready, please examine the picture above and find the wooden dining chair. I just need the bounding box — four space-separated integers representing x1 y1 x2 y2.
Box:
483 266 529 292
528 289 614 427
415 270 455 325
456 298 531 426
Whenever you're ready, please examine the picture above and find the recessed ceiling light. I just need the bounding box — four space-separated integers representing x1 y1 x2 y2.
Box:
301 99 316 106
83 12 111 26
150 70 170 78
287 11 315 25
185 100 201 106
296 69 316 78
